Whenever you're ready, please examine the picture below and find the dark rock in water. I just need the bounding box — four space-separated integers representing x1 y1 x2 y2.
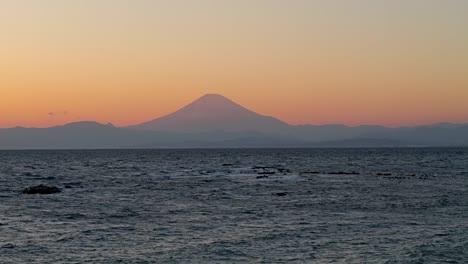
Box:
327 171 360 175
300 170 321 175
377 173 392 176
64 185 73 189
276 192 288 196
1 244 16 249
22 185 61 194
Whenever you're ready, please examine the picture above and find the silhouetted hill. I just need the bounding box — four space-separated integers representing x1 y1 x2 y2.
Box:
362 123 468 146
0 122 177 149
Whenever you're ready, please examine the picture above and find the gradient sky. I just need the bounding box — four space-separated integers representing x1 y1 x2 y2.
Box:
1 0 467 128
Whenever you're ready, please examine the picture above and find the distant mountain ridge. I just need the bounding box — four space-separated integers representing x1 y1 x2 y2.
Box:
1 94 467 149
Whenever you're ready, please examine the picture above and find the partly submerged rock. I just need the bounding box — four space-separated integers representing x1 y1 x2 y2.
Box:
326 171 360 175
1 243 16 249
22 185 61 194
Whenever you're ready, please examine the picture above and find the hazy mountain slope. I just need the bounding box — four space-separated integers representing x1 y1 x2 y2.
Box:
132 94 289 133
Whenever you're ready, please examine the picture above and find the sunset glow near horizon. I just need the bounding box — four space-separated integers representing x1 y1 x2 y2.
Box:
1 0 468 128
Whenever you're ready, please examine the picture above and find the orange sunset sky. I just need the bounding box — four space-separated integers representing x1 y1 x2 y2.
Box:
1 0 467 128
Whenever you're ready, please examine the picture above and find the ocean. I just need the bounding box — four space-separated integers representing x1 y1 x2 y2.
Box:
0 148 467 263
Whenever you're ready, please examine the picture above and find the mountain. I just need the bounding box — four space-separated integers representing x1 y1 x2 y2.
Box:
0 122 181 149
0 121 304 149
132 94 289 133
0 94 467 149
362 123 468 146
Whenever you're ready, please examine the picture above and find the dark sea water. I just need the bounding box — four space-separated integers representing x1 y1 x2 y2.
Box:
0 148 467 263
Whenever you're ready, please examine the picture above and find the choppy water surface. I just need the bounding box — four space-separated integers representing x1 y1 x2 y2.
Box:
0 148 467 263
